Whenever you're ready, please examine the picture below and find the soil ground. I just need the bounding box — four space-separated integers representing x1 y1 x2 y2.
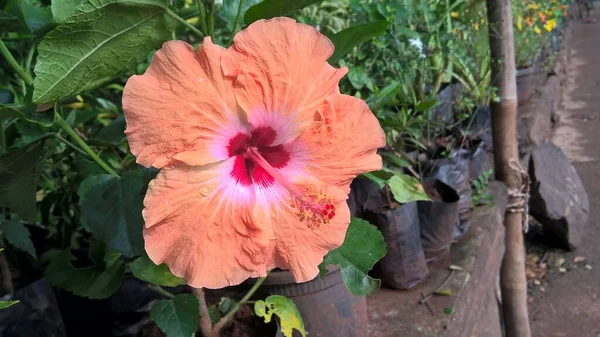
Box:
527 8 600 337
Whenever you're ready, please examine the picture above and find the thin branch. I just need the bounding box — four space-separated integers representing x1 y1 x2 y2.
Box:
193 288 213 337
165 8 204 39
55 113 120 178
227 0 244 46
212 275 268 335
0 39 34 86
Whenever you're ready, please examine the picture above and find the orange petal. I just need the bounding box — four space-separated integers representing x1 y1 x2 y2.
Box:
258 182 351 282
123 38 242 169
296 94 385 193
221 18 347 144
143 160 270 289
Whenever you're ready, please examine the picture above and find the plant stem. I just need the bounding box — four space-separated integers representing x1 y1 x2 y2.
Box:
212 275 268 334
165 8 204 39
193 288 213 337
196 0 209 35
206 0 215 37
55 113 120 178
148 284 175 299
54 134 90 157
25 45 35 75
0 39 34 87
227 0 244 46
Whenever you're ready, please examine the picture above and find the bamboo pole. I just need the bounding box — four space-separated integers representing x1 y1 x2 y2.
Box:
485 0 532 336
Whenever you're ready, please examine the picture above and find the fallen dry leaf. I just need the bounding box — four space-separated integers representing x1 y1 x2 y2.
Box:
573 256 586 263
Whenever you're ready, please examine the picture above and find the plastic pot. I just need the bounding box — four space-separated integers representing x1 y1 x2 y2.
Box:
0 278 66 337
261 268 368 337
432 83 454 124
367 201 428 290
516 67 539 107
418 179 460 266
427 149 474 241
470 142 494 181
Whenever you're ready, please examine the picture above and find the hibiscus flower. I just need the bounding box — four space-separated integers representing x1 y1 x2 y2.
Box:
122 18 385 289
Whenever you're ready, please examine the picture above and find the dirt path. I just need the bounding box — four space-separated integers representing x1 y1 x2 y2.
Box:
529 10 600 337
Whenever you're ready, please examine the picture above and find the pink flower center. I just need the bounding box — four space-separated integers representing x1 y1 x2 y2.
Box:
227 126 290 187
226 126 336 228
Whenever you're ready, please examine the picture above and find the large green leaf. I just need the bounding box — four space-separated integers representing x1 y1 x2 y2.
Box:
0 103 55 127
327 21 389 64
254 295 305 337
33 0 176 103
130 255 182 287
44 249 125 299
51 0 84 23
0 301 20 310
0 219 36 258
78 172 145 257
319 218 386 295
0 141 43 221
244 0 324 24
387 173 430 204
151 294 199 337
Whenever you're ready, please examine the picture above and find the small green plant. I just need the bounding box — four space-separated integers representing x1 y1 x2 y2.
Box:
472 169 494 206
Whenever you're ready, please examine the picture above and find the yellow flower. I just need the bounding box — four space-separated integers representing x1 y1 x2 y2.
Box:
517 15 523 31
528 3 539 10
526 16 534 26
472 22 480 31
534 25 541 34
544 19 557 32
451 11 459 18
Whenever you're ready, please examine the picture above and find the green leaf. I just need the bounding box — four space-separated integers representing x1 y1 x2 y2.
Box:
244 0 324 24
15 0 54 33
415 99 439 113
0 103 55 127
89 115 126 146
444 307 453 315
151 294 199 337
397 27 420 39
1 219 36 258
360 170 393 189
222 0 260 30
0 141 44 221
0 301 20 310
328 21 389 64
387 173 430 204
130 255 182 287
44 249 125 299
78 172 146 257
33 0 176 103
254 295 305 337
347 66 369 90
51 0 84 23
379 152 411 168
218 296 238 314
0 11 26 33
319 218 386 295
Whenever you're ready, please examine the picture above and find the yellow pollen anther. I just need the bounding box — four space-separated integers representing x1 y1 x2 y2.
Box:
291 187 336 229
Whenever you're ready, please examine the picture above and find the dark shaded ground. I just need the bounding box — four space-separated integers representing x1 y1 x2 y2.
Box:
528 9 600 337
